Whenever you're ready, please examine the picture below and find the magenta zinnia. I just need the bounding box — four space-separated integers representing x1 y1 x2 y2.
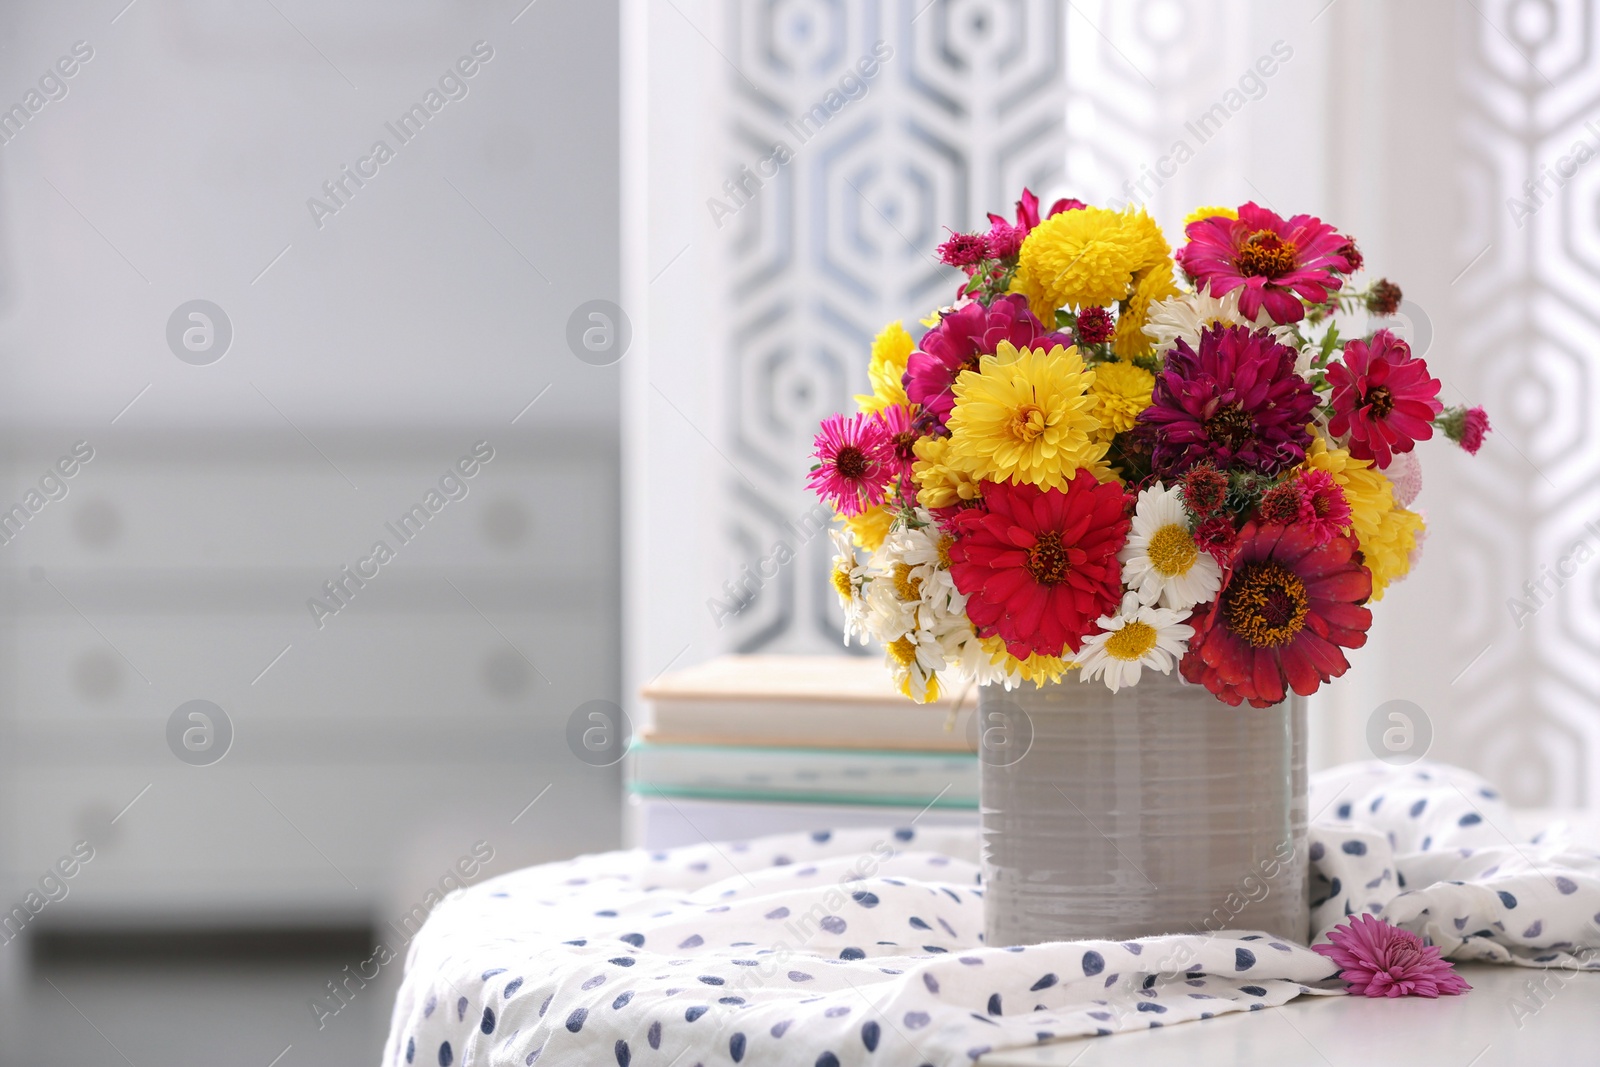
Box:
902 294 1067 429
1327 329 1443 469
806 411 894 516
1175 202 1355 323
947 472 1130 660
1181 521 1372 707
1313 915 1471 998
1139 324 1317 478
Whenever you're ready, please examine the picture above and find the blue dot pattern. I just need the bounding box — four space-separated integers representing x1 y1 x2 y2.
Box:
378 763 1600 1065
1308 761 1600 970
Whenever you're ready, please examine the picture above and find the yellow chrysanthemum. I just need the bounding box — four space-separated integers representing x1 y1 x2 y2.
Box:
911 434 983 510
842 503 894 552
1363 506 1425 601
1088 360 1155 442
1304 436 1394 546
1114 263 1180 359
1119 209 1176 274
945 342 1107 490
855 321 914 415
980 636 1078 685
1183 205 1238 226
1011 207 1157 322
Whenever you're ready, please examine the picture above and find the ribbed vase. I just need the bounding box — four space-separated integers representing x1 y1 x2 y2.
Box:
977 671 1308 947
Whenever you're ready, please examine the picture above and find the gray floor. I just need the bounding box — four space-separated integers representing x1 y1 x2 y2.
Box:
10 958 394 1067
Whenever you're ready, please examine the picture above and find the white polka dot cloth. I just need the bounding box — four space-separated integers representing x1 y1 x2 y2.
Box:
382 762 1600 1066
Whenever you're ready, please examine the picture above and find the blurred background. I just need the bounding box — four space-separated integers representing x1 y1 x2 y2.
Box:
0 0 1593 1064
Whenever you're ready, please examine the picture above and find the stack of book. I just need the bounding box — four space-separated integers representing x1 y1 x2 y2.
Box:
628 655 980 848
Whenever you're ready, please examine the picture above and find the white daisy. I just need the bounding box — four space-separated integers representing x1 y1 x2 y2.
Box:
880 509 959 604
1144 286 1297 355
1076 592 1194 693
884 624 947 702
828 528 871 645
1119 483 1222 610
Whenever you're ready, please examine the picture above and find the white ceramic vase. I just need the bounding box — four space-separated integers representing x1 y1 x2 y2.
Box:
976 670 1308 947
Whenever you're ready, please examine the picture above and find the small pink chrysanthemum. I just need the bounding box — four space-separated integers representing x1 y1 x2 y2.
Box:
1312 915 1471 998
937 230 989 270
1386 450 1422 508
1460 406 1491 455
1296 469 1352 545
806 412 894 516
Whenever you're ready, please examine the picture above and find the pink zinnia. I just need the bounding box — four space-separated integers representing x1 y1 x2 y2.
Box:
1327 329 1443 469
1174 202 1356 323
1460 406 1490 455
1313 915 1471 998
902 294 1067 429
1296 469 1352 545
806 412 894 516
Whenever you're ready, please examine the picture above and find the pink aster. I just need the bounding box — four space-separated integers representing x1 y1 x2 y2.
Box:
875 403 919 484
1296 469 1352 545
1327 329 1443 469
902 293 1068 429
806 411 894 516
1174 202 1356 324
1313 915 1471 998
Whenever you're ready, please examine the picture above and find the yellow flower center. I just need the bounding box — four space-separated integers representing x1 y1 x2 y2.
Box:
1009 403 1048 443
892 563 923 601
830 566 853 599
888 635 918 666
1223 561 1310 648
1104 621 1158 661
936 534 955 569
1147 523 1199 577
1236 229 1298 279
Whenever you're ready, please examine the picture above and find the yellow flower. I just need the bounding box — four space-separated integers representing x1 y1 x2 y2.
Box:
1114 263 1180 360
1304 436 1422 598
911 435 984 510
980 636 1077 685
1183 205 1238 226
945 342 1108 490
855 321 914 415
1011 207 1161 321
1363 506 1425 601
1088 360 1155 441
843 503 895 551
1304 436 1393 546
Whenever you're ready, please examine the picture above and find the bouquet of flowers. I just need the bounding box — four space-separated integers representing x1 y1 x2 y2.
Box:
810 192 1490 707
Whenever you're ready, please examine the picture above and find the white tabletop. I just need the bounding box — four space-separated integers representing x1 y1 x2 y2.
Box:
980 963 1595 1066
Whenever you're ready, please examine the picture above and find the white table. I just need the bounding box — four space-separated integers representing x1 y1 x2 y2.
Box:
981 963 1596 1066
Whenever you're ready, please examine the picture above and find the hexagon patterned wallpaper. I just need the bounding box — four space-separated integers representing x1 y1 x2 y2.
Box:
714 0 1067 654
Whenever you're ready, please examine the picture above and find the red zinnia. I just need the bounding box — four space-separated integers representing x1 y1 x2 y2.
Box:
947 472 1130 660
1327 329 1443 469
1181 522 1372 707
1174 202 1355 324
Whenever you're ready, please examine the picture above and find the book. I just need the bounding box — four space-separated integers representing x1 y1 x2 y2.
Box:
639 655 978 750
624 793 979 851
627 741 978 807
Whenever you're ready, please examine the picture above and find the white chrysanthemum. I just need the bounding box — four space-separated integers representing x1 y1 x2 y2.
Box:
829 528 872 645
1119 483 1222 610
884 625 947 702
1144 286 1297 355
1076 592 1194 692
